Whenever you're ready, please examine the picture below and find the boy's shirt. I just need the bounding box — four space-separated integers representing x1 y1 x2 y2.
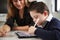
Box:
34 14 60 40
37 13 53 28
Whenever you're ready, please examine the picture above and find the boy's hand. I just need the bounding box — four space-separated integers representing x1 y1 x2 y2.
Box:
28 26 37 34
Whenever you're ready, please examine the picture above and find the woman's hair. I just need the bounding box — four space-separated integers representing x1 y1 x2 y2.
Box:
25 0 30 7
7 0 17 19
25 0 36 7
29 2 49 14
7 0 31 19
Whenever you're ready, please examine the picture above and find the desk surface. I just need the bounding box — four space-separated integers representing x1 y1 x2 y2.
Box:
0 31 42 40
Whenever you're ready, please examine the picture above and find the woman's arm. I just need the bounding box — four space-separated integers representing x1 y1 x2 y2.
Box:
13 25 29 31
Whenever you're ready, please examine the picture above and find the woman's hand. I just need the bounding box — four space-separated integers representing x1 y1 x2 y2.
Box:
0 25 11 37
0 27 7 37
3 25 11 33
0 27 3 37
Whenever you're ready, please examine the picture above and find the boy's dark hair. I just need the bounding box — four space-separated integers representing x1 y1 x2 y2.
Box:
29 2 49 14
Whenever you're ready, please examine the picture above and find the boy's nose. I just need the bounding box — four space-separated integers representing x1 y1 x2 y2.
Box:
33 18 36 22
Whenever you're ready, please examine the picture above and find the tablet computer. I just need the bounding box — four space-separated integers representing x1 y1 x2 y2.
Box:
15 31 38 38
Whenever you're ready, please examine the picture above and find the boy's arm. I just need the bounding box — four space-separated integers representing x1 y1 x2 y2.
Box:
28 26 59 40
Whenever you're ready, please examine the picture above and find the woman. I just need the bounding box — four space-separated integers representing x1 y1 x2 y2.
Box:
2 0 36 33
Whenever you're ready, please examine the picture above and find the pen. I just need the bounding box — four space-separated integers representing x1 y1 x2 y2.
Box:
34 18 39 27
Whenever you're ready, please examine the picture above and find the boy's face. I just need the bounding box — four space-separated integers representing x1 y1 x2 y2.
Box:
30 10 47 25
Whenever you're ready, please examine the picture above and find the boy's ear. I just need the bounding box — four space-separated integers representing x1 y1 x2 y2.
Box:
43 11 48 16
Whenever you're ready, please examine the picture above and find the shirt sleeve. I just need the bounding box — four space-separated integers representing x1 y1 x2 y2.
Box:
5 17 14 30
34 27 60 40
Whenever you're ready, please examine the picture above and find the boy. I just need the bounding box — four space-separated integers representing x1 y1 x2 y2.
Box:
28 2 60 40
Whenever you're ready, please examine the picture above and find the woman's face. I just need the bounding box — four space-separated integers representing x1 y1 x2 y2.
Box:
12 0 25 10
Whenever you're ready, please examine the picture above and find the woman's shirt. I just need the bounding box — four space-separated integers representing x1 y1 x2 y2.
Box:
5 7 34 29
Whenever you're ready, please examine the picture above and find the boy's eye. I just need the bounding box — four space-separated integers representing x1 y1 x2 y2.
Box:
34 16 38 19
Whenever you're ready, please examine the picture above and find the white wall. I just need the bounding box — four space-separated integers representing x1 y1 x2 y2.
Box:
0 14 7 21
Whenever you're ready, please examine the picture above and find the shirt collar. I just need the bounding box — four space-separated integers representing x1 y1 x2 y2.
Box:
46 13 53 22
37 13 53 28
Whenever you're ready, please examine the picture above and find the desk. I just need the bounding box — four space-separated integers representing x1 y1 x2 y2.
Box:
0 31 42 40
